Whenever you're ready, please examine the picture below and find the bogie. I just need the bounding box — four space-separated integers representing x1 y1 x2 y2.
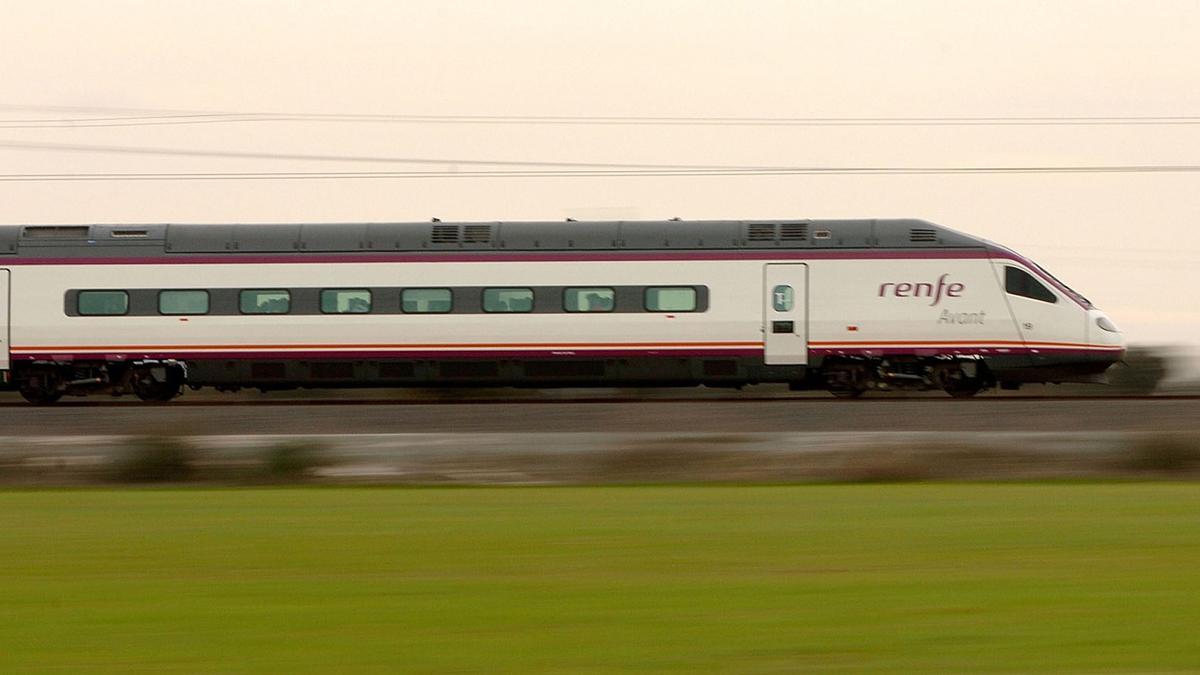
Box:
13 362 186 404
18 368 64 405
821 357 992 398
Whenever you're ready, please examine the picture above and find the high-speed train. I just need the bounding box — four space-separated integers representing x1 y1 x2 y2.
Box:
0 218 1124 403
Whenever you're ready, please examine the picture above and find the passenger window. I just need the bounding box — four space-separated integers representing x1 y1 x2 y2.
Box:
77 290 129 316
564 287 615 312
321 289 372 314
483 288 534 313
240 289 291 314
1005 267 1057 303
159 290 209 315
402 288 452 313
645 286 697 312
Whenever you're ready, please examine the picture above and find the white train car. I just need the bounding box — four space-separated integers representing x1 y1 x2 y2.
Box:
0 219 1125 403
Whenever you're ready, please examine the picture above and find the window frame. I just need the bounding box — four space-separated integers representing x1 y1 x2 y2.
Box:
401 287 454 314
319 288 373 315
643 286 699 313
77 290 130 316
157 289 211 316
563 287 616 313
238 288 293 315
1004 266 1058 304
482 287 535 314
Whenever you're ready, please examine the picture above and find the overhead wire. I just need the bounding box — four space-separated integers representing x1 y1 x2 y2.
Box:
0 139 775 170
4 108 1200 128
3 165 1200 182
3 104 1198 181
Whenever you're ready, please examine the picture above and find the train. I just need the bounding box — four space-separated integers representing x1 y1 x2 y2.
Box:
0 218 1125 403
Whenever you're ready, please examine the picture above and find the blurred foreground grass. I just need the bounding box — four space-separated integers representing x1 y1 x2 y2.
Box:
1 485 1198 672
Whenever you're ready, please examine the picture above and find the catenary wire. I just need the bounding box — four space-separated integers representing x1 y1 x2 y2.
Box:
3 140 1200 175
4 107 1200 128
0 139 788 170
3 166 1200 181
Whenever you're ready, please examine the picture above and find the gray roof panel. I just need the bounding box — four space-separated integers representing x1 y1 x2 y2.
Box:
874 218 981 248
232 224 302 252
497 222 619 249
364 223 433 250
0 227 18 254
166 224 236 252
0 218 990 257
622 220 741 249
299 223 367 251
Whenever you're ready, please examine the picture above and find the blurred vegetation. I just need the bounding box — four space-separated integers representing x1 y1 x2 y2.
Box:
0 431 1178 486
1105 345 1170 395
1042 344 1173 396
110 436 196 483
1122 434 1200 473
262 439 330 480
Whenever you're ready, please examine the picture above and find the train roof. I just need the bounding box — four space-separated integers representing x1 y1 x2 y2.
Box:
0 219 988 257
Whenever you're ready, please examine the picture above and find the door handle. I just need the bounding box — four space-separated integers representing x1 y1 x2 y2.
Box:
771 321 794 334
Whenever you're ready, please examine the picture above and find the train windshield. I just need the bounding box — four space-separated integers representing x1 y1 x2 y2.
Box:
1029 259 1091 307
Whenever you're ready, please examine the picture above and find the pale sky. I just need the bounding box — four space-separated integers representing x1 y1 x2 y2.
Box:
1 0 1198 359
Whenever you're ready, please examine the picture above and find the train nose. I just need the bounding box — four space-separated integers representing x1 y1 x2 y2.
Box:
1089 310 1126 354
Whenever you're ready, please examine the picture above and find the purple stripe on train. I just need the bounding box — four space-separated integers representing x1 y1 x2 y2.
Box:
11 345 1119 361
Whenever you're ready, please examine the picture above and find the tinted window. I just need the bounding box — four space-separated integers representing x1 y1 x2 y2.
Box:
645 286 697 312
320 289 371 314
772 285 794 312
158 290 209 315
402 288 452 313
78 290 129 316
564 287 615 312
240 289 291 314
1005 267 1057 303
483 288 534 313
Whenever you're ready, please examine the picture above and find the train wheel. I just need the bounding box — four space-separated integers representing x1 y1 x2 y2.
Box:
18 370 64 405
824 363 869 398
131 366 183 402
943 380 984 398
134 382 181 402
936 363 986 398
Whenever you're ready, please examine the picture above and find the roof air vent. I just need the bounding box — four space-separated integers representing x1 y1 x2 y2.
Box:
909 228 938 243
747 223 776 241
22 225 90 239
779 223 808 241
462 224 493 244
111 229 149 238
430 224 460 244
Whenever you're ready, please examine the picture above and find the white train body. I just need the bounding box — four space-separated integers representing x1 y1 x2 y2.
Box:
0 219 1124 402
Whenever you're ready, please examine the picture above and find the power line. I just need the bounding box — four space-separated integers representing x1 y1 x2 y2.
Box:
3 165 1200 182
0 104 205 115
0 139 776 170
5 109 1200 128
6 140 1200 176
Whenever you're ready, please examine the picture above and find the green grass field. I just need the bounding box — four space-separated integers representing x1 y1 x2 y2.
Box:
2 485 1199 672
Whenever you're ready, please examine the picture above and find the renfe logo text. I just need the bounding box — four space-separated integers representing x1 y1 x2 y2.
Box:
878 273 964 306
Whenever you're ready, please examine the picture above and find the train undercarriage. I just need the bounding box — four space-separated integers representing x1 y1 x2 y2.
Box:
8 355 997 403
14 360 187 405
818 356 994 398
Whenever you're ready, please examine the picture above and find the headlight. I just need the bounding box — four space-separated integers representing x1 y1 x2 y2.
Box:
1096 316 1120 333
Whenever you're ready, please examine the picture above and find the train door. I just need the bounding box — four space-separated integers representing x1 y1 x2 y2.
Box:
763 263 808 365
0 269 8 371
